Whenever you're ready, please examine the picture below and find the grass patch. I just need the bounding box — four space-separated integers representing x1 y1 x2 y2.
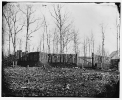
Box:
3 67 119 97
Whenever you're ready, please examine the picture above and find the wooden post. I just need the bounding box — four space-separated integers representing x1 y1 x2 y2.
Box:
76 52 78 67
92 53 94 68
13 61 14 67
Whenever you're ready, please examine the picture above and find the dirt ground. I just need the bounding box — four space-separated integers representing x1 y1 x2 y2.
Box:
2 67 120 97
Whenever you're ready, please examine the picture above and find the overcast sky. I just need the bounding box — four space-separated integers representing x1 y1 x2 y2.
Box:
3 2 120 56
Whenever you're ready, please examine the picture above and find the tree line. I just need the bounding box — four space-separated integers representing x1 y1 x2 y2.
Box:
2 3 120 67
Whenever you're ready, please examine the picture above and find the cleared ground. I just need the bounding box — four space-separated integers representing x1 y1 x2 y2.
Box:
3 67 119 97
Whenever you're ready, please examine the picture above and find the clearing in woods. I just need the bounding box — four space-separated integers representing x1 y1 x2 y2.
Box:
3 67 119 97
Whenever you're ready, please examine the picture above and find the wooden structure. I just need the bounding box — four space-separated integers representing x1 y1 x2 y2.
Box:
17 51 77 67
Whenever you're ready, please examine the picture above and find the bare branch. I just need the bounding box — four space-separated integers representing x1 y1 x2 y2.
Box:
28 24 41 38
16 25 24 34
50 10 60 25
17 5 26 15
29 18 41 25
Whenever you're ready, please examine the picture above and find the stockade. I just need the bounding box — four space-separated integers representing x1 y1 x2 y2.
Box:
40 53 77 63
39 52 77 67
17 52 77 67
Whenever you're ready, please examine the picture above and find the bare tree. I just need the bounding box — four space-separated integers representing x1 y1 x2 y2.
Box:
96 44 102 56
72 29 80 54
114 17 120 57
50 4 73 54
3 4 13 56
3 4 24 66
82 37 89 67
2 15 9 57
86 31 95 57
63 29 74 53
100 23 107 69
2 22 11 55
47 33 50 53
18 4 41 52
17 38 23 50
46 32 51 53
96 44 109 64
53 28 59 53
118 24 120 57
42 15 51 53
116 18 118 54
39 34 43 52
90 30 95 55
42 27 45 52
87 37 91 57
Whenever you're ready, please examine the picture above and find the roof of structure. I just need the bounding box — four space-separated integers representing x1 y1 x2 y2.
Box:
109 51 119 59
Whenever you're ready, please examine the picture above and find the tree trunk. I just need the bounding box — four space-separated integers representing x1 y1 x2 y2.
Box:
89 43 90 57
9 34 10 55
102 33 104 70
40 39 42 52
13 46 16 67
119 26 120 57
117 25 118 56
43 32 44 52
93 41 94 54
59 23 63 54
25 18 29 52
53 37 54 53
